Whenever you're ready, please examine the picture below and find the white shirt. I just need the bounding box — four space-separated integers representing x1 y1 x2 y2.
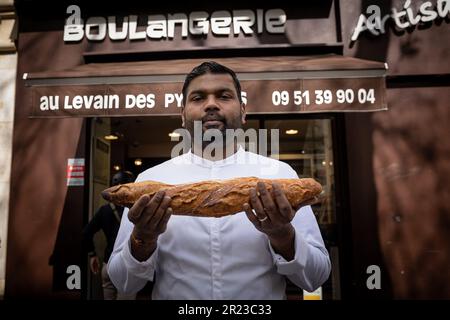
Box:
108 147 331 299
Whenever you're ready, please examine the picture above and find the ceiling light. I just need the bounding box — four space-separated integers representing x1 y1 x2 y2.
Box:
113 165 121 171
104 134 118 141
285 129 298 135
134 159 143 166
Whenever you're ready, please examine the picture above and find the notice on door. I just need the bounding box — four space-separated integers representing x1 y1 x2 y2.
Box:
67 158 85 186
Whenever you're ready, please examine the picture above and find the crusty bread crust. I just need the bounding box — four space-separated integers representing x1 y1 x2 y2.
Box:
101 177 322 218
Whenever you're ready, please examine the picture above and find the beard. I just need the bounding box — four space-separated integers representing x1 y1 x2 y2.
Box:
185 113 243 150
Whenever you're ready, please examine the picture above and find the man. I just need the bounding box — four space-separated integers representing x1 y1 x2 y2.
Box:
108 62 331 299
82 170 136 300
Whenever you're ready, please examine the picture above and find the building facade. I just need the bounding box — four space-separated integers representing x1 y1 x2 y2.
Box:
3 0 450 299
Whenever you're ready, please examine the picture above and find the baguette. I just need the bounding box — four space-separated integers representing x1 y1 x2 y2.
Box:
101 177 322 218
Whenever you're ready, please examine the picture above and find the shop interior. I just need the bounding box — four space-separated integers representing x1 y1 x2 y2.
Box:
87 114 340 300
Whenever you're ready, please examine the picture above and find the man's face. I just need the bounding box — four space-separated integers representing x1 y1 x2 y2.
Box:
182 72 246 140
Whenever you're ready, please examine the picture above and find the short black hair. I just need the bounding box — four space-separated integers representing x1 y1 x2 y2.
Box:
182 61 242 106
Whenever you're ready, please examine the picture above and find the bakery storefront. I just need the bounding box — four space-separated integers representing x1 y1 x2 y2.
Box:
5 0 450 299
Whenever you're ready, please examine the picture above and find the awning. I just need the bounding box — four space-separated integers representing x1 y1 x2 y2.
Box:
24 54 388 118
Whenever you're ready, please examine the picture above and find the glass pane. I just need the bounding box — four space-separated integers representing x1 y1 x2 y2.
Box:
264 119 338 300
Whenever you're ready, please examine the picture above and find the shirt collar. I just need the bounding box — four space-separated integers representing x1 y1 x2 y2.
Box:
187 145 245 168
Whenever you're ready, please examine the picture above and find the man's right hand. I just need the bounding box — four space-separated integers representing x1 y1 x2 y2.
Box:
128 191 172 261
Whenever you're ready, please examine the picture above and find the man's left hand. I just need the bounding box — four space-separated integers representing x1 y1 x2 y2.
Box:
243 181 295 239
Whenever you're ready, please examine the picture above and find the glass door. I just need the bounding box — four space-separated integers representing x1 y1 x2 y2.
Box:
264 118 340 300
90 115 341 300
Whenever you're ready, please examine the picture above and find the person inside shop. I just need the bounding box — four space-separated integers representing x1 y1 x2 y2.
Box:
107 61 331 299
82 170 136 300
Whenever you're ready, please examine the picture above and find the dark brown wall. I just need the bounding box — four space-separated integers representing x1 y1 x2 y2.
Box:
340 0 450 298
373 87 450 298
6 27 89 298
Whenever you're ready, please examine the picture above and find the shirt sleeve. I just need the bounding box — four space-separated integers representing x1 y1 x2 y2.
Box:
268 205 331 292
107 176 158 295
267 165 331 292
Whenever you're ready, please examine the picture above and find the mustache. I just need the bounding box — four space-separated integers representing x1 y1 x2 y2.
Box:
202 114 225 123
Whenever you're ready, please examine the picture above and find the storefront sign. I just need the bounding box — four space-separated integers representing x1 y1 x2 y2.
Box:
26 55 387 117
64 5 286 42
60 3 339 54
30 78 386 118
67 158 85 186
352 0 450 41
